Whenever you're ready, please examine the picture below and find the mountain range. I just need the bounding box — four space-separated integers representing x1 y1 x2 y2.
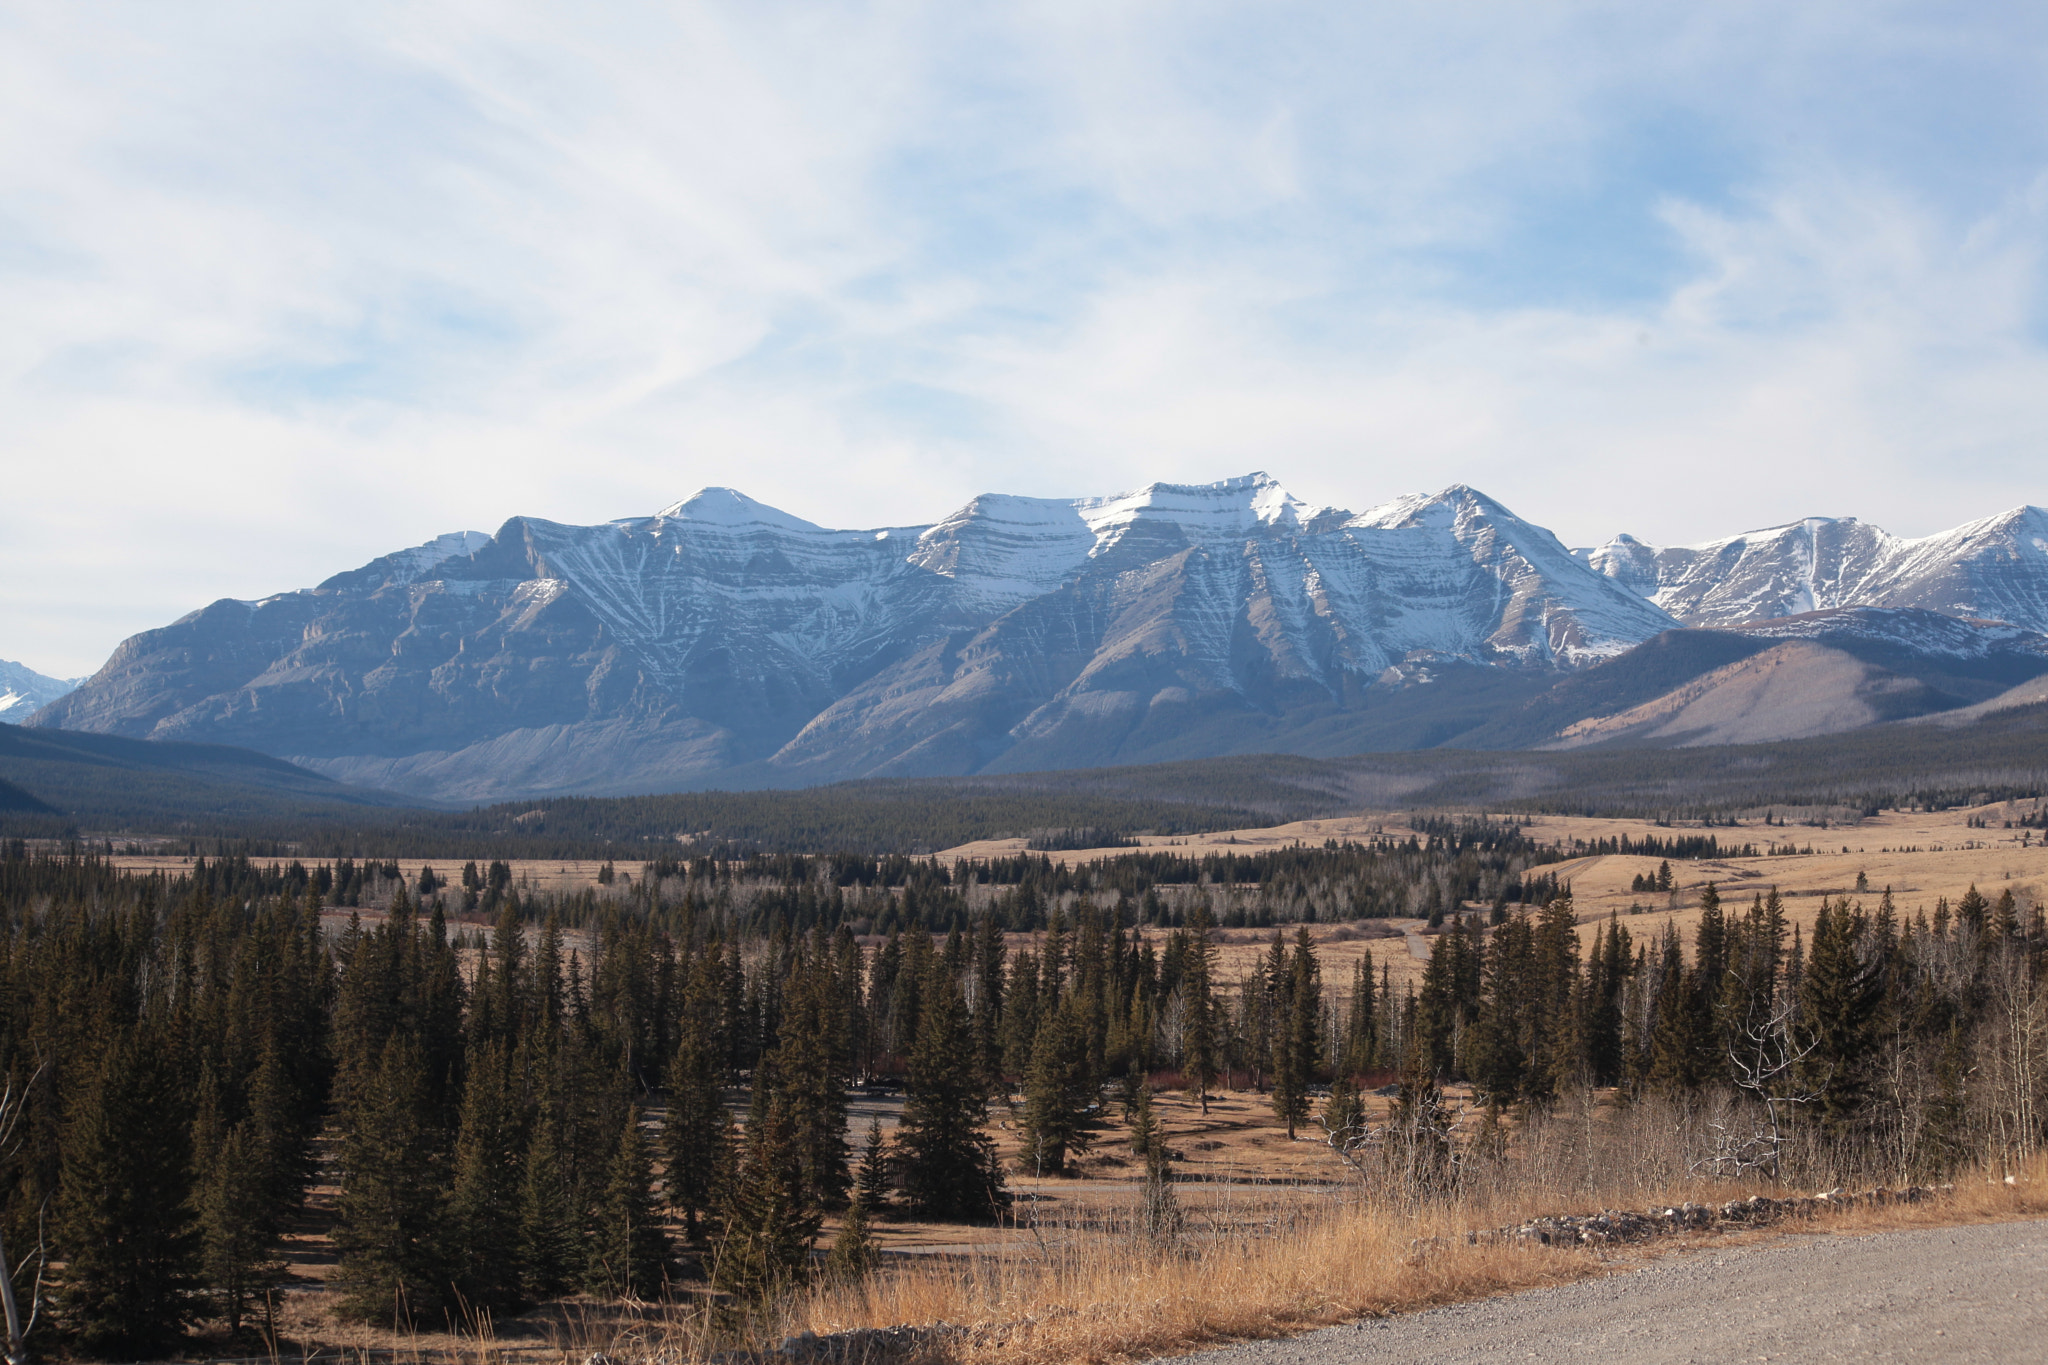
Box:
28 474 2048 801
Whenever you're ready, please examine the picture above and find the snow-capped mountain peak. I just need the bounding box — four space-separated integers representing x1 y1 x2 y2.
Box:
37 476 2048 802
1076 471 1330 554
1578 506 2048 633
0 659 83 722
653 486 829 531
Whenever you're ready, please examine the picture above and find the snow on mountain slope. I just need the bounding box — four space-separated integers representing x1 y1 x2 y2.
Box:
0 659 81 721
51 476 2042 800
1346 485 1677 667
1578 506 2048 631
37 474 1679 798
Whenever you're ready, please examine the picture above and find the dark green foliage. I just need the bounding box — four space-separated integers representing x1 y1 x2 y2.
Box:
663 1007 730 1242
193 1114 289 1335
712 1093 818 1302
1269 930 1321 1138
1021 999 1098 1175
821 1192 876 1284
897 974 1010 1221
334 1040 450 1325
448 1044 527 1314
54 1033 200 1356
854 1117 890 1212
586 1108 671 1300
516 1098 581 1303
1797 897 1886 1132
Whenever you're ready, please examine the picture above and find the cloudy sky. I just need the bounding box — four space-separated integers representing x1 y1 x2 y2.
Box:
5 2 2047 677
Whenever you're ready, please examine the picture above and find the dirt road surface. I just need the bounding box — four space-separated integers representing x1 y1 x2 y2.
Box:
1156 1218 2048 1364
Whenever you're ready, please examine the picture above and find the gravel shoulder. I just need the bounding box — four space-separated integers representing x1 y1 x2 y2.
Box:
1154 1217 2048 1365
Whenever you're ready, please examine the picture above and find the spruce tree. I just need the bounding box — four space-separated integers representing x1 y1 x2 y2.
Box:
1270 930 1321 1138
194 1118 289 1335
517 1098 581 1302
853 1116 890 1212
712 1093 818 1301
1467 912 1532 1106
897 974 1010 1220
1021 999 1098 1175
663 1009 729 1241
821 1192 876 1284
447 1043 527 1313
1797 897 1884 1133
586 1107 671 1300
55 1032 200 1356
334 1039 450 1324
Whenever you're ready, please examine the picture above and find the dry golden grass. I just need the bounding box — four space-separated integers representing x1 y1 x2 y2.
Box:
768 1154 2048 1365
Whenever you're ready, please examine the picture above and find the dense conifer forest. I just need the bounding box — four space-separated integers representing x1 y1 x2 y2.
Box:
1 819 2043 1357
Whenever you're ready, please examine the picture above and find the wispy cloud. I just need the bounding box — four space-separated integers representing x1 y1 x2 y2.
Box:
3 2 2046 675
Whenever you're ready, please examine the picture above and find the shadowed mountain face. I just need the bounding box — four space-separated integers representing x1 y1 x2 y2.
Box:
31 477 2048 801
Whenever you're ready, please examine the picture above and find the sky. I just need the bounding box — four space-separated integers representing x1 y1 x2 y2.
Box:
4 2 2048 678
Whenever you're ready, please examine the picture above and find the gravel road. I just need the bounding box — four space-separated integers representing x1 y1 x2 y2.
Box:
1155 1217 2048 1364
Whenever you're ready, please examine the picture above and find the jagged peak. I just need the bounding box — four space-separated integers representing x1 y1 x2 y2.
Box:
1349 483 1525 532
653 487 825 531
1680 515 1863 553
1076 471 1330 542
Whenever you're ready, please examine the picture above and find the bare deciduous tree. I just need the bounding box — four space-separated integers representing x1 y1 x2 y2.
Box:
1693 997 1824 1180
0 1067 48 1365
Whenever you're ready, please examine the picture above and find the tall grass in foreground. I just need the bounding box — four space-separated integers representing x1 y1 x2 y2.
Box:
591 1089 2048 1365
779 1158 2047 1365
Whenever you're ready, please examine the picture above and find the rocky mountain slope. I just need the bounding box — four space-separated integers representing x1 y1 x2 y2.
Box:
30 476 2048 801
0 659 81 722
1577 506 2048 629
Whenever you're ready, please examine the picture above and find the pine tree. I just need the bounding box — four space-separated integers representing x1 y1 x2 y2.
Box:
821 1192 876 1284
447 1043 527 1313
1020 998 1098 1175
771 954 849 1210
663 1007 730 1241
1797 897 1884 1133
517 1097 581 1302
334 1039 450 1324
586 1107 671 1300
897 973 1010 1221
1339 953 1377 1077
1270 929 1321 1138
712 1092 818 1301
1529 895 1582 1095
1646 922 1711 1094
1320 1073 1363 1141
55 1032 200 1356
854 1116 891 1212
1126 1080 1182 1245
194 1118 289 1334
1467 912 1532 1106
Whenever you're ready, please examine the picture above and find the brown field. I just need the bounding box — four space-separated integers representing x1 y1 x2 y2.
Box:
943 802 2048 988
107 802 2047 998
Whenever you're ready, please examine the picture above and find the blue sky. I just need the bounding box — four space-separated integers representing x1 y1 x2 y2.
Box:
5 2 2048 676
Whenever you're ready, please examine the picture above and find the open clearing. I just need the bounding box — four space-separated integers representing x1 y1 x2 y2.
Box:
1155 1216 2048 1365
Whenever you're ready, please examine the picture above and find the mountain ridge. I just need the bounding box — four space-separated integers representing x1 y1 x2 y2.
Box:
32 475 2048 801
